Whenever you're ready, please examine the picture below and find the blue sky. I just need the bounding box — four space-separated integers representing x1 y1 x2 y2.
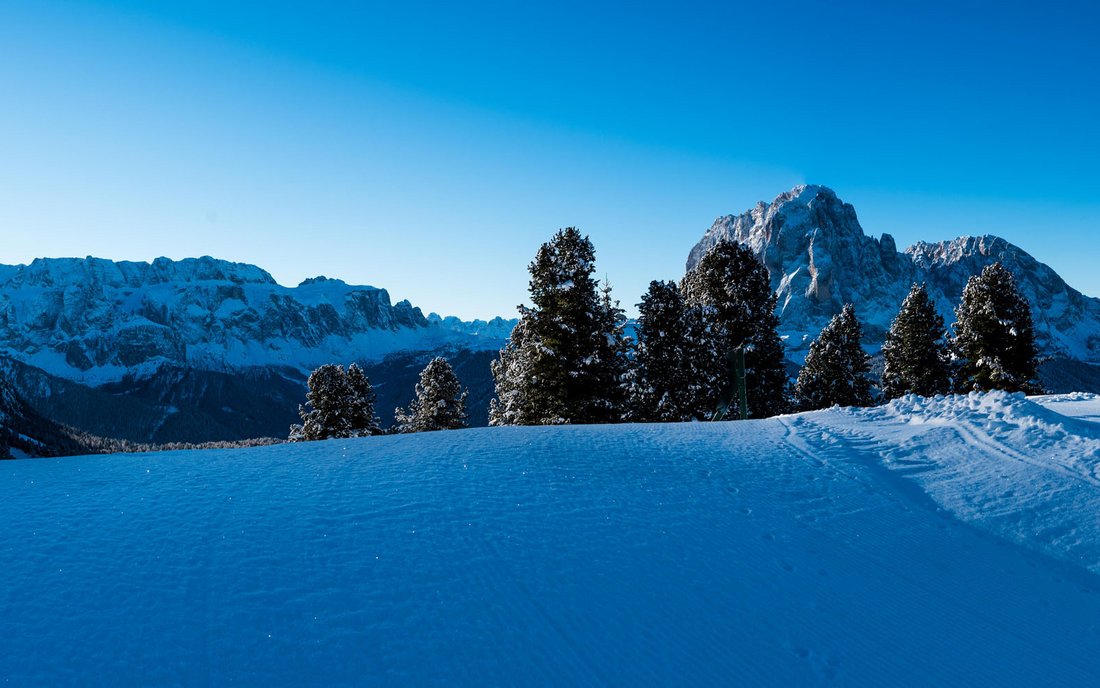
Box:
1 1 1097 318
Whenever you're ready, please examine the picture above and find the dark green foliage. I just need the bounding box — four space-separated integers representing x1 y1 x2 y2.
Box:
796 304 874 410
681 240 789 419
394 357 469 433
628 280 699 421
952 263 1042 394
489 227 628 425
290 363 381 441
881 283 952 399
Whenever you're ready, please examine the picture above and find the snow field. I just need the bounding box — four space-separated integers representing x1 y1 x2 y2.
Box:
3 394 1100 685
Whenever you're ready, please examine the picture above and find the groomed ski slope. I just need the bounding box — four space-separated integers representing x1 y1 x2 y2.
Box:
4 392 1100 685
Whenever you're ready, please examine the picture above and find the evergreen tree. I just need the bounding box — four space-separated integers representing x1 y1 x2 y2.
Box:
291 364 352 441
290 363 381 441
394 357 469 433
489 227 629 425
952 262 1042 394
796 304 874 410
345 363 383 436
881 283 952 399
681 240 789 419
593 279 630 420
489 315 539 426
628 280 698 421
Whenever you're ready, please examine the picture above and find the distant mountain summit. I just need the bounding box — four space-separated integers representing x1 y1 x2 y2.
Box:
688 185 1100 366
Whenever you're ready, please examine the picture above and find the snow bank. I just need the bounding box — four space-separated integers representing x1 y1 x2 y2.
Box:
3 394 1100 685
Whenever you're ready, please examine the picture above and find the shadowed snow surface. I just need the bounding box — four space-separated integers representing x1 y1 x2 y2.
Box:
4 393 1100 685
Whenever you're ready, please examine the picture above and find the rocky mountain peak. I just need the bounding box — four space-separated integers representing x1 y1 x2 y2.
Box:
686 186 1100 365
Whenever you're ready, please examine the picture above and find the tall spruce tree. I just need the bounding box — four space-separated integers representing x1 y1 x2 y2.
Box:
290 363 381 441
681 240 789 419
628 280 698 421
881 283 952 399
489 227 628 425
952 262 1042 394
394 357 469 433
795 304 874 410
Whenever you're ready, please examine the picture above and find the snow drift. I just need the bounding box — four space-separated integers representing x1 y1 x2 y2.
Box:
3 393 1100 685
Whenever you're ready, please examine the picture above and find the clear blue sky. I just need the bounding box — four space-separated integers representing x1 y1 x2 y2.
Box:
1 1 1098 318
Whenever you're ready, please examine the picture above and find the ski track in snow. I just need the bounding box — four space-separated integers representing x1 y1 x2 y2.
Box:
4 394 1100 685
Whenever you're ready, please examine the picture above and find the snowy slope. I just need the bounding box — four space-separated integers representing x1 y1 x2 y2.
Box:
4 395 1100 685
687 185 1100 364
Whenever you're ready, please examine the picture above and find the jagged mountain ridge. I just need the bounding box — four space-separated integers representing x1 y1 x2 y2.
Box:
0 255 515 384
688 185 1100 364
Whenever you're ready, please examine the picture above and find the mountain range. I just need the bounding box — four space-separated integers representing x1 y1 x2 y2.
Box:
2 184 1098 454
0 258 513 448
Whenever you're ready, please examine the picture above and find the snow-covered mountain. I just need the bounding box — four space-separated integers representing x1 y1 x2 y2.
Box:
0 256 513 385
0 256 516 441
688 185 1100 364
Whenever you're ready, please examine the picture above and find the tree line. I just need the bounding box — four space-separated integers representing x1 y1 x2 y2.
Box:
490 227 1041 426
289 226 1042 440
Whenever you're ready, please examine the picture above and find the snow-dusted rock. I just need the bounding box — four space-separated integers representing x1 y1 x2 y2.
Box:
0 256 515 384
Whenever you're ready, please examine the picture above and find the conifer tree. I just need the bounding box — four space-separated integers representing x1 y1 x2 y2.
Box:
290 363 381 441
394 357 469 433
593 280 630 420
489 227 629 425
489 315 539 426
795 304 874 410
629 280 698 421
681 240 789 419
952 262 1042 394
291 364 352 441
345 363 383 436
881 283 952 399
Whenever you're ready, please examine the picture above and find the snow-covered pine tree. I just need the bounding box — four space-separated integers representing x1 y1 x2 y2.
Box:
795 304 874 410
629 280 698 421
952 262 1042 394
680 240 789 419
345 363 383 436
489 227 629 425
881 283 952 399
291 363 353 441
394 357 469 433
289 363 381 441
488 315 539 426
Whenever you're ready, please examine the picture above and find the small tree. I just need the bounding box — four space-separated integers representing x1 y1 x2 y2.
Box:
952 262 1042 394
394 357 469 433
489 316 539 426
681 240 789 419
290 363 381 441
796 304 873 410
346 363 383 436
881 283 952 399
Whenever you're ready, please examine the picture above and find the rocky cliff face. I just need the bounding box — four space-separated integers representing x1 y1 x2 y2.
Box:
0 256 513 384
688 185 1100 364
